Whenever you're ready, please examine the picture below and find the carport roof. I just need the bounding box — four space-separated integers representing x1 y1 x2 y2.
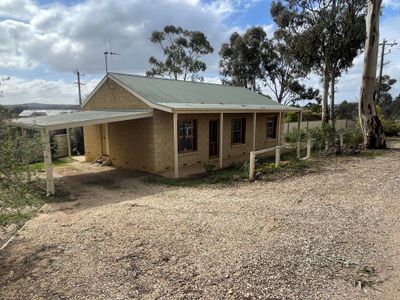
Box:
11 109 153 131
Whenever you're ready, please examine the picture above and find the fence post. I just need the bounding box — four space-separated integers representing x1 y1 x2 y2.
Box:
325 142 329 151
307 138 311 158
249 151 255 181
296 142 301 160
275 146 281 167
340 134 344 147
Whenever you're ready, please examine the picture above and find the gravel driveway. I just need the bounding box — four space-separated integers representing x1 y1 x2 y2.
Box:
1 147 400 299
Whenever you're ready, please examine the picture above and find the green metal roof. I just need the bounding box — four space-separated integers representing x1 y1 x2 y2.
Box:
109 73 300 112
11 110 153 131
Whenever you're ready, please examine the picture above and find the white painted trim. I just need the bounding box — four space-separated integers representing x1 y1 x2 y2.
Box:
41 129 55 195
66 128 71 157
108 74 173 113
173 113 179 178
252 112 257 151
12 111 154 131
277 112 282 145
174 108 302 114
219 113 224 169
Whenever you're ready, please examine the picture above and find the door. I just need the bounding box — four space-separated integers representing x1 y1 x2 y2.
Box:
101 123 109 156
209 120 219 157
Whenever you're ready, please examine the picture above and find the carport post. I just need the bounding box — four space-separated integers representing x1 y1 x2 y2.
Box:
173 112 179 178
219 113 224 169
66 128 72 158
41 129 55 196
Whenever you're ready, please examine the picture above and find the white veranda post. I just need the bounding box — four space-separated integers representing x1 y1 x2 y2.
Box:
41 129 55 195
219 113 224 169
173 112 179 178
252 112 257 151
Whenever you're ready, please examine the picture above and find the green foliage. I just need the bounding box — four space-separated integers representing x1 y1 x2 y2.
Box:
219 27 273 92
70 127 85 155
308 125 333 151
219 26 320 104
283 112 298 123
203 161 216 173
283 128 306 143
337 128 363 147
382 121 400 136
336 100 358 120
147 25 213 81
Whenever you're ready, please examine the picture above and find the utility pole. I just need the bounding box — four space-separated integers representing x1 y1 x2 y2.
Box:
73 69 85 106
376 39 397 102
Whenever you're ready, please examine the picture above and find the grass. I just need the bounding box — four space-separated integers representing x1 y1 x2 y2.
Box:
30 157 76 172
0 211 34 226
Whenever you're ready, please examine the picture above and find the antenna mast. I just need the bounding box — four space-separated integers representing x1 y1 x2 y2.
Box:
104 50 120 74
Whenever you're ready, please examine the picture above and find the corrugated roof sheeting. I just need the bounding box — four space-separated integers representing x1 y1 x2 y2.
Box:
109 73 298 111
11 110 153 131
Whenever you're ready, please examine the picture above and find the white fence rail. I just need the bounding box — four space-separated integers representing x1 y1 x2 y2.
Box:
249 139 314 181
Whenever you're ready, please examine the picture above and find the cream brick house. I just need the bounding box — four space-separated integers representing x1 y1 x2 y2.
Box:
82 73 300 178
12 72 301 194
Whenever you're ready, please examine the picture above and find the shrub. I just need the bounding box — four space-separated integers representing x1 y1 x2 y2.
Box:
337 127 363 147
203 161 216 173
308 124 332 151
383 120 400 136
283 128 306 143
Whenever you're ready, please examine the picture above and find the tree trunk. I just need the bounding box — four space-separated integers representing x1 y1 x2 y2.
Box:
322 63 330 124
359 0 386 149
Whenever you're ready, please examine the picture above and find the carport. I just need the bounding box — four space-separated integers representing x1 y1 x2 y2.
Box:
11 109 153 195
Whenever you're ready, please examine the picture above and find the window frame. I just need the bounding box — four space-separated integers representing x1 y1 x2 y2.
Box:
231 117 246 145
266 115 278 139
178 119 197 153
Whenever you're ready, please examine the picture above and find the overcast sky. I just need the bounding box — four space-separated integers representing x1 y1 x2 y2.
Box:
0 0 399 105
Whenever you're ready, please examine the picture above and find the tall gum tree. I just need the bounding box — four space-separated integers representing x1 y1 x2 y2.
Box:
359 0 386 148
271 0 366 125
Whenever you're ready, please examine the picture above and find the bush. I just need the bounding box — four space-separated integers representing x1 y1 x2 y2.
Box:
308 124 332 151
337 127 363 148
383 120 400 136
283 128 307 143
203 161 216 173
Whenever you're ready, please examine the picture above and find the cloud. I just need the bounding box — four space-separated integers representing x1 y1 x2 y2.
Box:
0 0 252 74
0 75 99 105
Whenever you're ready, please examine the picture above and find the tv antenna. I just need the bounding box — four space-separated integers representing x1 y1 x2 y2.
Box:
103 40 120 74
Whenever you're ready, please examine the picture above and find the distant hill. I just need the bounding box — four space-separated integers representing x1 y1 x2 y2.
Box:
3 103 80 110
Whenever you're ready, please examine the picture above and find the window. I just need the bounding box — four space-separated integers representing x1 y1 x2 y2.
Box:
178 120 197 152
266 116 277 139
231 118 246 144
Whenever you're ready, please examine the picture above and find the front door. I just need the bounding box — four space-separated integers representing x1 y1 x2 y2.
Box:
209 120 219 157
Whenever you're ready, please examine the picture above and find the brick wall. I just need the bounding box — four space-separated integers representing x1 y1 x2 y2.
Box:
152 111 280 172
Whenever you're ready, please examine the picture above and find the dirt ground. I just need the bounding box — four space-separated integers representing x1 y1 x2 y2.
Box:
1 145 400 299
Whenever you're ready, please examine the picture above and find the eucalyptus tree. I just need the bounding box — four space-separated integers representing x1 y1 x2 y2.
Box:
219 27 274 92
146 25 214 81
271 0 366 125
359 0 386 148
219 27 320 103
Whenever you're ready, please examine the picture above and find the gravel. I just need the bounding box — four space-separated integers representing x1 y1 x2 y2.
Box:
1 147 400 299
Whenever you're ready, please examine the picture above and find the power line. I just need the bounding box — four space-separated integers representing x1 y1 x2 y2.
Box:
376 39 398 102
73 69 85 106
